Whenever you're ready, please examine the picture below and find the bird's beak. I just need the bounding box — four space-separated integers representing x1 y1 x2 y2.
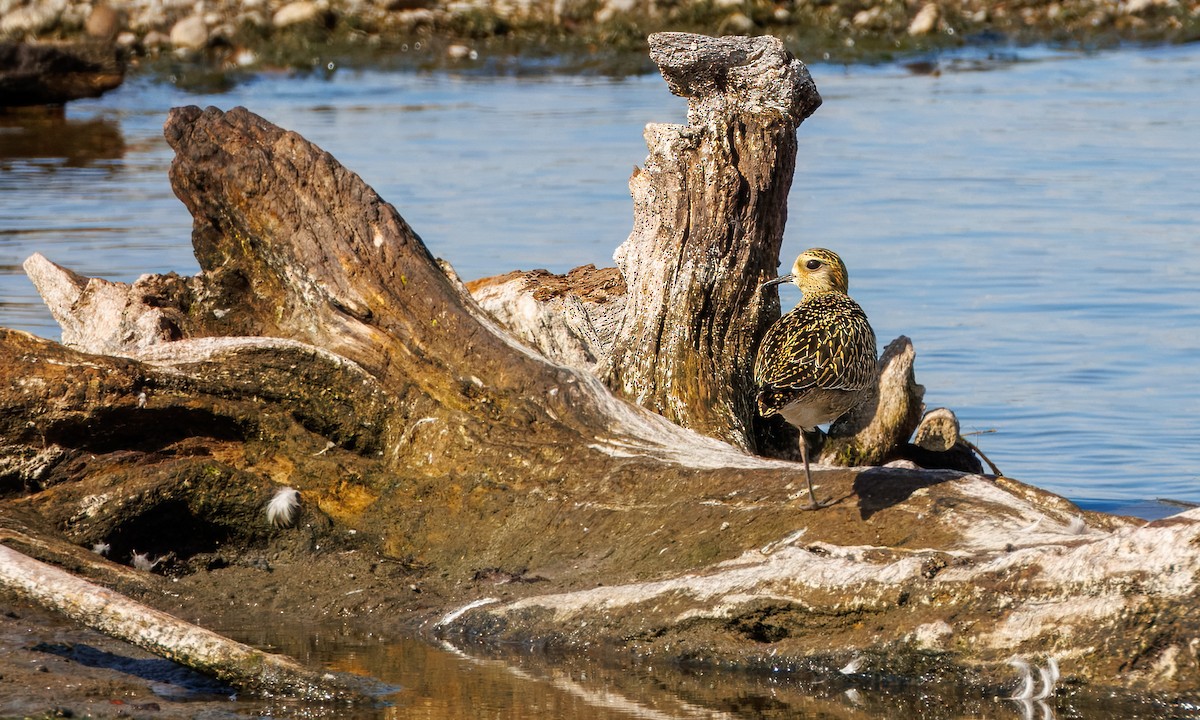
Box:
760 274 794 289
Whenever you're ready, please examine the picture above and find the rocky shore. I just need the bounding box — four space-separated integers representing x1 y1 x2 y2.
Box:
1 0 1198 76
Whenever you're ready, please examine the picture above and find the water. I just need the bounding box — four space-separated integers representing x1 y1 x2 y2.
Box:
188 626 1163 719
1 45 1198 513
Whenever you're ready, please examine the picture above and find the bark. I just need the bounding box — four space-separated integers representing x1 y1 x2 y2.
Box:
601 32 820 452
818 335 926 467
2 32 1198 701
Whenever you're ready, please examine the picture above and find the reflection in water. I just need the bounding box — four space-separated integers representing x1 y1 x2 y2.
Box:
0 110 125 167
208 622 1163 719
1013 699 1057 720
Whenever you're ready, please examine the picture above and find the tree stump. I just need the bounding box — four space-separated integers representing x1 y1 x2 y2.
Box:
600 33 820 453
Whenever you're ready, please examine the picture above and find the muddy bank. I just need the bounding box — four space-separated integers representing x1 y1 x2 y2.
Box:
1 0 1198 78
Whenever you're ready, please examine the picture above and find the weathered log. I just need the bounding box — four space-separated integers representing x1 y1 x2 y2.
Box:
603 33 820 453
900 406 992 474
0 544 379 701
465 265 626 372
2 33 1199 703
0 513 151 590
819 335 925 467
0 41 124 107
450 504 1200 693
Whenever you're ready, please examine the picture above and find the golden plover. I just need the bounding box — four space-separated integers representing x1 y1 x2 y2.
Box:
754 248 878 509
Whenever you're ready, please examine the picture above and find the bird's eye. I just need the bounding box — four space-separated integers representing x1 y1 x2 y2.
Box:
805 259 822 271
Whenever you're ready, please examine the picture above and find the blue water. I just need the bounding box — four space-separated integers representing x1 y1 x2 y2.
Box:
1 44 1198 510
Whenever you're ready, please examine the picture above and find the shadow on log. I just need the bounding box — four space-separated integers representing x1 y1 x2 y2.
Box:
2 31 1199 704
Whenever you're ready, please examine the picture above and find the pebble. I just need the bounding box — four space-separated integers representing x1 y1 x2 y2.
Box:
595 0 638 23
907 2 940 34
0 2 63 35
720 11 755 32
553 0 593 21
142 30 171 48
853 6 884 27
272 0 325 27
169 14 209 49
1124 0 1173 13
85 4 121 40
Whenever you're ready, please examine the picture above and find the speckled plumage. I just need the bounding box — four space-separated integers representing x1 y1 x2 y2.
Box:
754 248 877 508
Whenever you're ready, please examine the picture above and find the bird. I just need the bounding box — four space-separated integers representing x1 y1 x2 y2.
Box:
754 248 878 509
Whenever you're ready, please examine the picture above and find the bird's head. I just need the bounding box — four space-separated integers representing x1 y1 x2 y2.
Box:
761 248 849 296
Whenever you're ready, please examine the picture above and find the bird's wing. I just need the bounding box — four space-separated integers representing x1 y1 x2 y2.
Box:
754 294 877 393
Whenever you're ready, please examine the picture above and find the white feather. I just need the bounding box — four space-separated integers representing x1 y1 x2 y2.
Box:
266 486 301 528
839 656 864 674
1019 517 1043 533
130 550 160 572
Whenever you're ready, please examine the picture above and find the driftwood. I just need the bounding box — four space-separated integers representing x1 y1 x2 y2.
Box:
2 32 1199 702
601 34 819 453
0 544 378 701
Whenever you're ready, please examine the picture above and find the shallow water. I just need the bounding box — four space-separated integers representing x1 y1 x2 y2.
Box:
196 625 1168 719
1 44 1198 513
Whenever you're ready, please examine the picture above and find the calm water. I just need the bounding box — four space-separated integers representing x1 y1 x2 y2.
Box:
196 625 1165 719
1 45 1198 513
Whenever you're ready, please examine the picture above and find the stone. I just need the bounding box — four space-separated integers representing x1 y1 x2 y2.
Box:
272 0 327 27
595 0 638 23
0 1 64 35
720 11 756 32
0 41 124 106
1123 0 1176 13
169 14 209 50
85 4 121 41
908 2 940 34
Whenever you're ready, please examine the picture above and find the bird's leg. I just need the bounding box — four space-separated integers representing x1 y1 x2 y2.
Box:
798 429 828 510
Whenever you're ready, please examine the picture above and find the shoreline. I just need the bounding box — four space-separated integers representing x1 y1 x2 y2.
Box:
1 0 1198 79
